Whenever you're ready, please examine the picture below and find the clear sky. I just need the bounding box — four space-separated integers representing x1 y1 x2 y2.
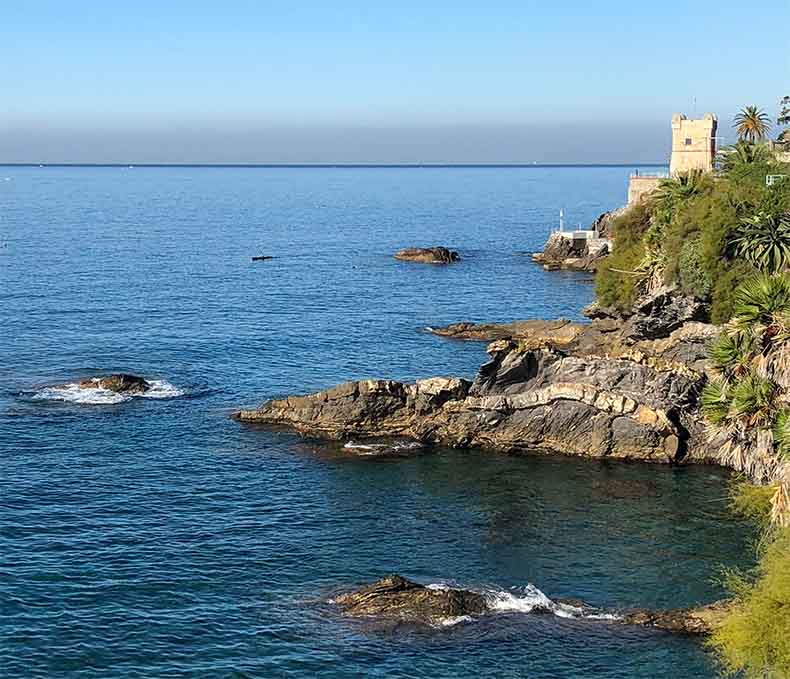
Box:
2 1 788 163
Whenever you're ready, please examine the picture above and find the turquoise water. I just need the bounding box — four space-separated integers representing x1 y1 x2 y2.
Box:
1 166 752 677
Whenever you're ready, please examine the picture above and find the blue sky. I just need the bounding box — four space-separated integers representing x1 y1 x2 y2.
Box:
2 1 788 163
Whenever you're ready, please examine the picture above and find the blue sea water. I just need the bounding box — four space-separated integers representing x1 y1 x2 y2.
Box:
1 166 755 678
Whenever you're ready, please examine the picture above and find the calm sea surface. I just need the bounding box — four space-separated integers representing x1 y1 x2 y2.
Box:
1 166 754 678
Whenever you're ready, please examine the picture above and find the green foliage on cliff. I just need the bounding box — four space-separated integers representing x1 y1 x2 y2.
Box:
594 147 790 322
703 273 790 678
594 203 652 310
710 528 790 679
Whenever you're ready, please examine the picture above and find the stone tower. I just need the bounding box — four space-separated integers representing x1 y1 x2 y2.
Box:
669 113 717 176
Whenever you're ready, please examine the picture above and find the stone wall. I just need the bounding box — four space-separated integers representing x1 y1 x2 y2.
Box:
628 175 662 205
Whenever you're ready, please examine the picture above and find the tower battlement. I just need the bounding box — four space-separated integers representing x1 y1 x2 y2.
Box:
669 112 717 176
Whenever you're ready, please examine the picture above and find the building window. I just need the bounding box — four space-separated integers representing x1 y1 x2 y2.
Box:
685 138 693 146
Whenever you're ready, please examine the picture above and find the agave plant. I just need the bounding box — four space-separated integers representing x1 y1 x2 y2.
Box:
653 169 706 208
730 212 790 273
734 106 771 143
717 141 773 174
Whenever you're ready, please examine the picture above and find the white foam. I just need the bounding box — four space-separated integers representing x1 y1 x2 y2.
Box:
32 383 131 405
483 584 621 621
343 440 423 454
31 378 184 405
486 584 558 614
139 379 185 399
437 614 472 627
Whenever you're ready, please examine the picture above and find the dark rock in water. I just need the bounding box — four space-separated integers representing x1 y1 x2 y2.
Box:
623 600 730 635
78 374 150 394
331 575 728 634
333 575 488 623
251 255 274 261
394 247 460 264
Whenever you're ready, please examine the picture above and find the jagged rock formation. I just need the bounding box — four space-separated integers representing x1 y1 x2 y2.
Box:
333 575 488 623
77 374 151 394
235 287 719 464
332 575 727 634
430 287 715 373
394 247 460 264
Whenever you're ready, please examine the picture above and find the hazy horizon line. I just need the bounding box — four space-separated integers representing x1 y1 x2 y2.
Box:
0 162 668 168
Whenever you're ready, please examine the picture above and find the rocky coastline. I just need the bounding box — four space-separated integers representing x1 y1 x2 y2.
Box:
234 286 719 466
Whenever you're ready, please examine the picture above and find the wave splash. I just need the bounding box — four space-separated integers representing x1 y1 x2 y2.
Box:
31 379 185 405
428 581 621 625
343 440 424 456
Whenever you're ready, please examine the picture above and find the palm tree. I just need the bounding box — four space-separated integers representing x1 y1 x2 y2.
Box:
718 140 772 173
734 106 771 143
730 212 790 273
702 274 790 521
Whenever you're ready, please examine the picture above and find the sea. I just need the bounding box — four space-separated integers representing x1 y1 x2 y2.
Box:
0 165 755 678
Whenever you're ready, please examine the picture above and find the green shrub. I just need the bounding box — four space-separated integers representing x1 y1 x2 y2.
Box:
676 237 712 297
709 528 790 678
594 203 651 310
594 153 790 322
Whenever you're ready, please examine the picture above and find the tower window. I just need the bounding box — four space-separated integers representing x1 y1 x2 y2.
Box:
685 138 693 146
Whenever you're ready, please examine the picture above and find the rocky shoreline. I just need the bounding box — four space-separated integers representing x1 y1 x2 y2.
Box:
333 575 729 634
234 286 720 465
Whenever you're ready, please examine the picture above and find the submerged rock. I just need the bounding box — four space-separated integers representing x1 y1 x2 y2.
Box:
622 600 730 635
394 247 460 264
333 575 488 622
77 374 151 394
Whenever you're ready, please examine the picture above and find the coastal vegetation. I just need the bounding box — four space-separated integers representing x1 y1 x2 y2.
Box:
594 106 790 678
596 114 790 323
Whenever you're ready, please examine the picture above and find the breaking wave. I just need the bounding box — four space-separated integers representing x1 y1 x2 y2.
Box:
428 581 621 624
30 379 185 405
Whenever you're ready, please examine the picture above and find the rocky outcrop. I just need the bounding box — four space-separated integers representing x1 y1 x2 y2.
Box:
235 331 714 462
235 285 719 464
332 575 488 623
428 317 717 375
622 600 731 635
394 247 460 264
530 208 627 272
77 374 150 394
531 233 609 272
332 575 728 634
